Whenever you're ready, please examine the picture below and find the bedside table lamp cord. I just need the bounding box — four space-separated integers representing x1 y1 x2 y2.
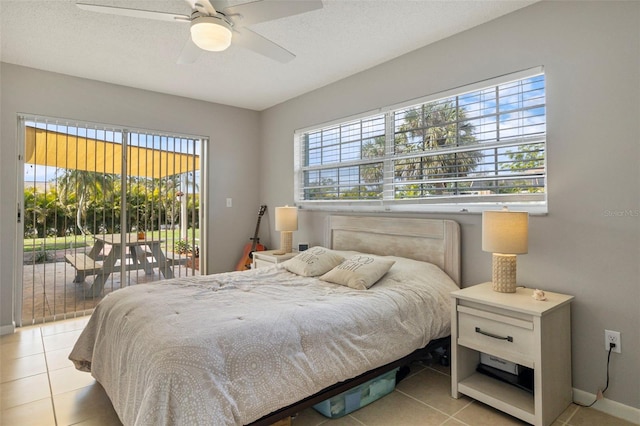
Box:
575 344 614 407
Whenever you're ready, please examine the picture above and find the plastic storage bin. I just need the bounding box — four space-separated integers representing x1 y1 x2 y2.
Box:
313 368 399 418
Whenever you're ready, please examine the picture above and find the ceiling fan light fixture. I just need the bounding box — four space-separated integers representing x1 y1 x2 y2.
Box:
190 16 232 52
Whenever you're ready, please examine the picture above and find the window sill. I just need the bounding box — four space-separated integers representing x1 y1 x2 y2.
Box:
295 201 548 215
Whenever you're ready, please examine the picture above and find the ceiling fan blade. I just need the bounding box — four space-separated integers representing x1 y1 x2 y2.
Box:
177 37 203 64
210 0 230 13
233 27 295 63
223 0 323 27
183 0 198 10
194 0 218 16
76 2 190 22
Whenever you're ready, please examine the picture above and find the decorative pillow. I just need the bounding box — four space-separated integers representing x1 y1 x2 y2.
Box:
319 255 396 290
282 246 345 277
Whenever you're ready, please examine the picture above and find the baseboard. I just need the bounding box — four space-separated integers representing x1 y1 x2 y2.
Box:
573 388 640 424
0 322 16 336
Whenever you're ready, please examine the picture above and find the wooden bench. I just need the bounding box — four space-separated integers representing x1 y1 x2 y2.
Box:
65 253 103 283
164 252 190 266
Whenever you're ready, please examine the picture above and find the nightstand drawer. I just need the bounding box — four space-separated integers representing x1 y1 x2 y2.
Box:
252 250 297 269
457 306 534 365
254 259 275 269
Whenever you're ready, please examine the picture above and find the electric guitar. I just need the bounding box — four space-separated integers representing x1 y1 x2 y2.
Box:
235 205 267 271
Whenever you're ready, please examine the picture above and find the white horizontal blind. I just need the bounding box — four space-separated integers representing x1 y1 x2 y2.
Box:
295 68 546 212
301 115 386 199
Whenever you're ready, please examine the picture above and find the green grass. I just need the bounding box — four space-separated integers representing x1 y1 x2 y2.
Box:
23 238 88 252
23 229 201 253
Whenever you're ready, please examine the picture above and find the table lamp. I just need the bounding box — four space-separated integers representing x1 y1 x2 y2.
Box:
274 205 298 254
482 207 529 293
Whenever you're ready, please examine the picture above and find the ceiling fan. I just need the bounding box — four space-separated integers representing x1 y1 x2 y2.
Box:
76 0 323 63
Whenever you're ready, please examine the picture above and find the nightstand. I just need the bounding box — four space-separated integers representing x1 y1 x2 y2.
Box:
252 250 297 269
451 283 574 426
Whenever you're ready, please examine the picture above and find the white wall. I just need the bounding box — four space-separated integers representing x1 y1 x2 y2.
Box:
260 1 640 411
0 64 261 331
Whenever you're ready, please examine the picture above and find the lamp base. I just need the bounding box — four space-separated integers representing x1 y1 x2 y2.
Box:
492 254 517 293
279 231 293 254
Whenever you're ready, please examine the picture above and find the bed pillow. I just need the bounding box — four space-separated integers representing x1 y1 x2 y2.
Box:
319 255 396 290
282 246 345 277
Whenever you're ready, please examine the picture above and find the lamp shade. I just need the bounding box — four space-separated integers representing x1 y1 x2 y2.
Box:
482 208 528 254
190 16 232 52
275 206 298 232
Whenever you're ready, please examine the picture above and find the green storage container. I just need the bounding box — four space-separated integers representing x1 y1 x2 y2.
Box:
313 368 399 418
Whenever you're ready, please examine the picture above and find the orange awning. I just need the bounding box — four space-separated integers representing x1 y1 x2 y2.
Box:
25 126 199 179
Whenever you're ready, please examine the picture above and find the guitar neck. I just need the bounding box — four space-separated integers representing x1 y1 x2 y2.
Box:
250 217 262 251
249 206 267 252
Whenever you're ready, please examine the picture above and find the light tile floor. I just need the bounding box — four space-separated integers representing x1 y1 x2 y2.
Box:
1 317 637 426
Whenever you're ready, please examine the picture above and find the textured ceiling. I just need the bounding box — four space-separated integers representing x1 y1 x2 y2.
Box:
1 0 537 111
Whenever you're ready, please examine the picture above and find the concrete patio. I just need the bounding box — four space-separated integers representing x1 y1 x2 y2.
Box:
21 255 199 326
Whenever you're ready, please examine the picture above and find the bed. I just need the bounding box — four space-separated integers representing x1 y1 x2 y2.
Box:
69 215 460 425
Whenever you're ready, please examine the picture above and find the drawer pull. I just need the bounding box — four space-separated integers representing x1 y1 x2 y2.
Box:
475 327 513 342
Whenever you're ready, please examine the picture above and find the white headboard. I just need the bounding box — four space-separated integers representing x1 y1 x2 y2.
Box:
324 215 461 286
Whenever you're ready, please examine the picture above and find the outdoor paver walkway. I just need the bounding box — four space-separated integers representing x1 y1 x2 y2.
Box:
21 260 199 325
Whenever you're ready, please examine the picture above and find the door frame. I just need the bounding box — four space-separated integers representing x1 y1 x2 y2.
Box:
14 115 208 327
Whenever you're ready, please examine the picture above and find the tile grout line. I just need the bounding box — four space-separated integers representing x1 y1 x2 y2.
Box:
394 387 463 420
419 365 575 426
346 413 367 425
443 396 475 423
396 365 476 424
40 327 59 426
563 404 581 426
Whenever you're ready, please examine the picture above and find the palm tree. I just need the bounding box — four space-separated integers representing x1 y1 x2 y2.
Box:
156 175 181 230
23 186 68 238
57 169 115 235
361 135 386 186
394 101 479 196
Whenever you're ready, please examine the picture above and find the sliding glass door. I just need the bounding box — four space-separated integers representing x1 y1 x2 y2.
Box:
18 116 207 326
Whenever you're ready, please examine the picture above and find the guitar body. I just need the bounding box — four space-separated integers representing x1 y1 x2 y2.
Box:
235 205 267 271
235 241 266 271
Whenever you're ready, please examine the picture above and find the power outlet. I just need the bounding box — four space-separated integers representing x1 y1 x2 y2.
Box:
604 330 621 353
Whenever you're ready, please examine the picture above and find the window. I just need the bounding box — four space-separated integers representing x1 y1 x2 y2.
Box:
294 67 546 213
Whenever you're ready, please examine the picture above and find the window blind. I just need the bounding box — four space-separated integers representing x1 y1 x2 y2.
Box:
294 67 546 212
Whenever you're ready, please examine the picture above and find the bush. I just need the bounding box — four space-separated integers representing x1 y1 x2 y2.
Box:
174 239 192 254
33 250 52 264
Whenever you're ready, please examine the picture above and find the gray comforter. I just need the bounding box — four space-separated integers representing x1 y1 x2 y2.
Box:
69 255 457 425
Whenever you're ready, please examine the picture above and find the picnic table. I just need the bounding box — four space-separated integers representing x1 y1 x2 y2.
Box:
65 233 182 296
